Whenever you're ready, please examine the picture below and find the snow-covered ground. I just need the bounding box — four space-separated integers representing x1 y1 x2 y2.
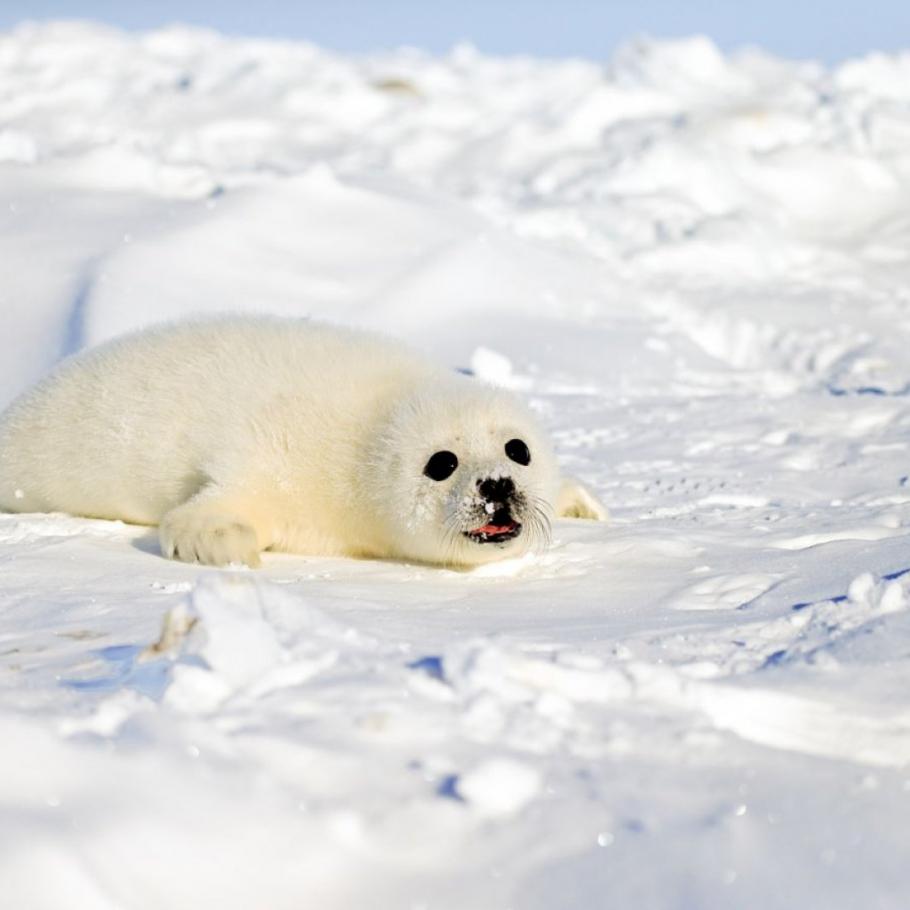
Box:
2 20 910 908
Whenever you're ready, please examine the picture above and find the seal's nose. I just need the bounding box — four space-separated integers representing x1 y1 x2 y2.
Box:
478 476 515 503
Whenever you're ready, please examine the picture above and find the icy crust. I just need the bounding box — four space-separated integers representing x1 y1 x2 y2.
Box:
3 22 910 910
3 566 910 908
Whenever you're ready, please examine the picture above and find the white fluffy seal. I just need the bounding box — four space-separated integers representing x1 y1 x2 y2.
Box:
0 318 606 567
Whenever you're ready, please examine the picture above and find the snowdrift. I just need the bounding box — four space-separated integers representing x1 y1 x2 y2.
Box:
2 21 910 908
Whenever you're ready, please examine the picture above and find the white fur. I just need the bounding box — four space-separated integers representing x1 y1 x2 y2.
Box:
0 317 606 567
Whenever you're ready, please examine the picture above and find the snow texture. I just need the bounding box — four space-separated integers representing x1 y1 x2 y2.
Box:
2 20 910 909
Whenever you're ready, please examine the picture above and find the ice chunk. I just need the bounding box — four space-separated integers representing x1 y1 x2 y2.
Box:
457 758 541 818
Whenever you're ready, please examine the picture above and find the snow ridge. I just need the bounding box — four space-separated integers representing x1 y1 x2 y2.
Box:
2 22 910 909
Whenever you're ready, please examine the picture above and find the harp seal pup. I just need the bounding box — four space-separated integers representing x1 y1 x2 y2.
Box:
0 317 606 568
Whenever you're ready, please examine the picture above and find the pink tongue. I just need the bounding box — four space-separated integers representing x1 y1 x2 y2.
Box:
473 522 517 535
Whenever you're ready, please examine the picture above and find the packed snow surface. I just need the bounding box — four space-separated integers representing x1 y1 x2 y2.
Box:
2 20 910 909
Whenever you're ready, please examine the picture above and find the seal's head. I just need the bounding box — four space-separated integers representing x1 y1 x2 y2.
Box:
365 379 560 566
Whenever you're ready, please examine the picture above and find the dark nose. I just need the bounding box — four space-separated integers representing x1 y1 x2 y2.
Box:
478 476 515 502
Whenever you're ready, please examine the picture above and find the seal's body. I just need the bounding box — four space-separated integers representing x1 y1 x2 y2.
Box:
0 318 605 567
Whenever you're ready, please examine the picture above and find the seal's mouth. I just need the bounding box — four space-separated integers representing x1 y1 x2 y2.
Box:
464 520 522 544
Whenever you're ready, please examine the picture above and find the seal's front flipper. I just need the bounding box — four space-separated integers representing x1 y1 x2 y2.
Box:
159 488 265 567
556 478 609 522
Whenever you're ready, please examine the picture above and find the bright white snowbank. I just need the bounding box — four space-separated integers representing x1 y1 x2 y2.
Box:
2 21 910 909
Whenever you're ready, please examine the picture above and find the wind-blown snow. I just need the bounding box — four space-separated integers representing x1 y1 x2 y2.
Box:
2 20 910 909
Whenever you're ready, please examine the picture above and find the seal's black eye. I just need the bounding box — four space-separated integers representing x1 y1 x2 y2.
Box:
505 438 531 466
424 450 458 481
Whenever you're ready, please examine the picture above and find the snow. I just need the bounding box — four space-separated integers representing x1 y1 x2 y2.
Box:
2 19 910 909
